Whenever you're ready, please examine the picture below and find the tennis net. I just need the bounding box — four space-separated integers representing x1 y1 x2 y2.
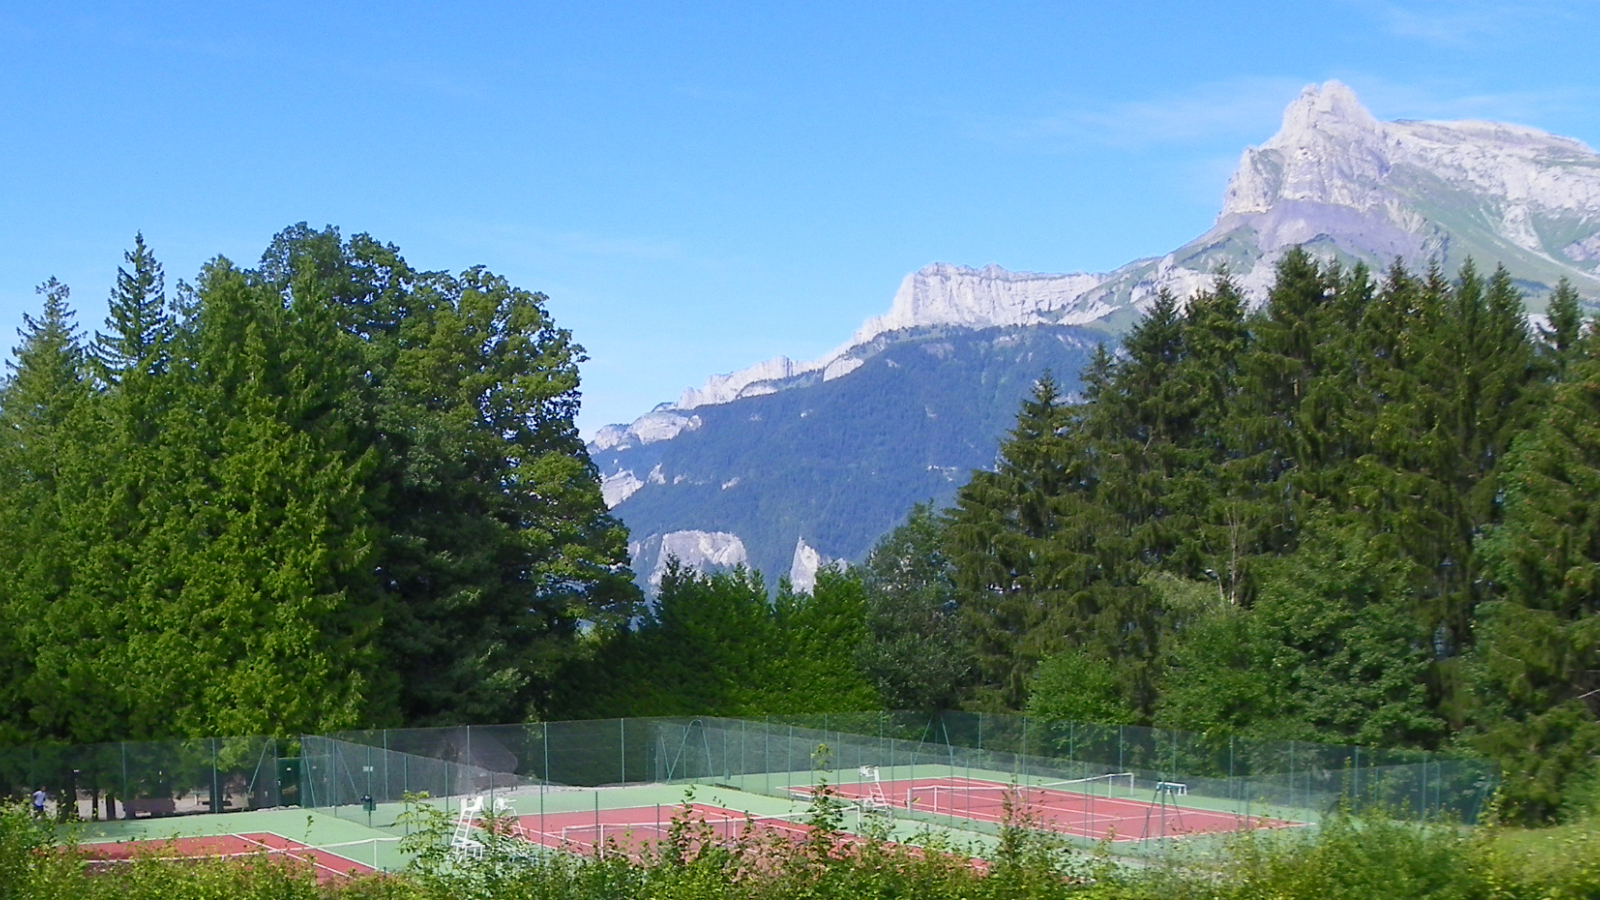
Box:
910 773 1137 817
556 811 811 851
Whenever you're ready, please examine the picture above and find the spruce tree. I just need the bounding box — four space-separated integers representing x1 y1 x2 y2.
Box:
1541 277 1586 377
93 232 171 384
0 278 92 741
947 373 1084 707
1472 326 1600 819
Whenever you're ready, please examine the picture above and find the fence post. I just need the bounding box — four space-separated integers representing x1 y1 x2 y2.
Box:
540 722 547 842
1427 746 1440 816
1020 716 1027 777
1290 740 1296 812
211 738 219 814
620 718 626 785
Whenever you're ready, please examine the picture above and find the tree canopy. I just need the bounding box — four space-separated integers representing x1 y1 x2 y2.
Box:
0 227 638 741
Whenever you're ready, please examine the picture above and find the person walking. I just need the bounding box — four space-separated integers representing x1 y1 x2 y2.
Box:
31 787 45 818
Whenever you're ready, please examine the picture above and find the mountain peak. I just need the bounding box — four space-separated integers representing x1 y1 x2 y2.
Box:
1221 82 1392 219
1276 81 1379 141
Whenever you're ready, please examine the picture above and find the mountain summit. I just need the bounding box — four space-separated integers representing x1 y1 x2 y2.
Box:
592 82 1600 586
1207 80 1600 294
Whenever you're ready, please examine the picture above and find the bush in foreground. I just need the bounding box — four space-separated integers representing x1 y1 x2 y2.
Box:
6 798 1600 900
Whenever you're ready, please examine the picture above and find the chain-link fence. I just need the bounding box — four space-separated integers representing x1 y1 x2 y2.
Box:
0 736 284 820
306 713 1494 826
652 714 1495 824
0 713 1495 827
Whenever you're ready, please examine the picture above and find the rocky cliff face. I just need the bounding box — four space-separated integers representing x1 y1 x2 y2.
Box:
594 82 1600 590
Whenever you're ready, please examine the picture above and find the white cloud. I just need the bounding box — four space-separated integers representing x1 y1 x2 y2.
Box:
1336 76 1598 132
988 77 1308 152
1338 0 1577 48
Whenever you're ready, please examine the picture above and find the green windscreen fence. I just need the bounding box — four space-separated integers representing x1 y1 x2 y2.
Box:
0 713 1495 826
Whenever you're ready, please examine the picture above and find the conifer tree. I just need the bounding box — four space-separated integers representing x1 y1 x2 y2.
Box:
947 373 1083 706
116 260 384 735
93 232 171 384
1541 277 1586 376
0 279 92 741
1472 326 1600 819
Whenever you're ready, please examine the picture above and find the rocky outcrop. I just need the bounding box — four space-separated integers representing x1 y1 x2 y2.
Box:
788 537 826 594
637 530 749 587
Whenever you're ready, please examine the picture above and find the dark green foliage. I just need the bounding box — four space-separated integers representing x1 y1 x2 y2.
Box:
856 503 971 710
1027 648 1139 725
571 563 877 718
1469 326 1600 820
1542 277 1586 375
1149 515 1445 748
0 229 636 741
945 251 1588 815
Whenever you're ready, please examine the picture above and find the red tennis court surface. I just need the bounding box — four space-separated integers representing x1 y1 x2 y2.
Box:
79 832 377 884
823 777 1294 843
512 802 811 860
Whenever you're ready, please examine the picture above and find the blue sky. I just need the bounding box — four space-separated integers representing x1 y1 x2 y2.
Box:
2 1 1597 435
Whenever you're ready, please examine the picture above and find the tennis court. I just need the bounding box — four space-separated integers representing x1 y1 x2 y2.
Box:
509 802 812 859
79 832 378 884
824 775 1295 842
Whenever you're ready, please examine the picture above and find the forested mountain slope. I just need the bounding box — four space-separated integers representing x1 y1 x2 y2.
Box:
593 326 1099 586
